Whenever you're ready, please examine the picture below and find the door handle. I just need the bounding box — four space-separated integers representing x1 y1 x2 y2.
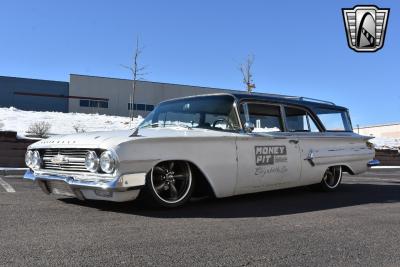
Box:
289 139 299 144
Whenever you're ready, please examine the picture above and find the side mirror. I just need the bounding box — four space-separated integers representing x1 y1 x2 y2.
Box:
244 122 255 133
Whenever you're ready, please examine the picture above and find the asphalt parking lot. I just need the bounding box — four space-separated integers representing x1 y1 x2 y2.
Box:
0 170 399 266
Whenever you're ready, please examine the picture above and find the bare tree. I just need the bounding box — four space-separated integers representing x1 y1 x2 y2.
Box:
239 54 256 93
27 121 51 138
72 123 86 133
121 37 148 120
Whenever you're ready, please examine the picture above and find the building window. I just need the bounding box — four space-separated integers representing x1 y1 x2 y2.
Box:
136 104 146 111
89 100 98 107
99 101 108 108
80 99 108 109
128 103 137 110
80 99 89 107
128 103 153 111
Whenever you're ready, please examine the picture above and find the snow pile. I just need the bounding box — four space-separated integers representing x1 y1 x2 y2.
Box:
0 107 143 137
253 127 281 133
370 137 400 150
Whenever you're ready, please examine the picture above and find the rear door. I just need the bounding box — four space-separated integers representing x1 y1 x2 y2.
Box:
283 105 325 183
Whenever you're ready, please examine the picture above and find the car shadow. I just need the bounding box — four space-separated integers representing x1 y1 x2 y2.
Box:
59 181 400 219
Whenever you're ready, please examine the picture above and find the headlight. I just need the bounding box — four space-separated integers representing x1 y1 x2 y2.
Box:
85 151 99 173
25 150 33 168
31 150 41 170
99 151 116 174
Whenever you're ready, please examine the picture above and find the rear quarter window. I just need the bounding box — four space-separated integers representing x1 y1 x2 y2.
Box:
314 107 352 131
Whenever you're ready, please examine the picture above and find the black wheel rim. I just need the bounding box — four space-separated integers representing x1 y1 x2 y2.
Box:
323 166 342 189
151 161 191 204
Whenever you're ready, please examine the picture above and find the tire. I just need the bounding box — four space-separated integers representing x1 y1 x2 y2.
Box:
318 166 343 192
140 161 194 208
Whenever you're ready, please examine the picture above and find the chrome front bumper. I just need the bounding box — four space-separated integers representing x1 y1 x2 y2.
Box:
24 170 146 202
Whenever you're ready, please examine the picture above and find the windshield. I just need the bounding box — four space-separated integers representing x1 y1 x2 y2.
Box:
314 107 353 131
139 95 241 131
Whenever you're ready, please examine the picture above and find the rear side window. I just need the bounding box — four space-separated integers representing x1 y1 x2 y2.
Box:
314 108 352 131
285 107 320 132
240 103 283 132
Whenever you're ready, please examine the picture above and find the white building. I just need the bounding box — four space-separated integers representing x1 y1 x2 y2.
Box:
357 123 400 138
69 74 243 117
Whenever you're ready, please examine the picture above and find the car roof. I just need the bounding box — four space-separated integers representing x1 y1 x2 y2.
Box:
161 92 348 111
230 93 348 111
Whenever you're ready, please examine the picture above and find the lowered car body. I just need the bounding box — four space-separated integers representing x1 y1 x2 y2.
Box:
24 93 377 207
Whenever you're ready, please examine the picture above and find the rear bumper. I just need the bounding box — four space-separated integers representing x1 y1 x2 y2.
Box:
23 170 146 202
367 159 381 167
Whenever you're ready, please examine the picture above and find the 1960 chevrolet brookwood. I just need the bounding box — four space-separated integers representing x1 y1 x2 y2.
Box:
24 93 378 207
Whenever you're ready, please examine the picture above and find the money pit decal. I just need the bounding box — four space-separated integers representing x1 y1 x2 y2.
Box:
255 146 287 165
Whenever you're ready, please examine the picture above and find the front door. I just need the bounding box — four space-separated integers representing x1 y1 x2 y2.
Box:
235 102 301 195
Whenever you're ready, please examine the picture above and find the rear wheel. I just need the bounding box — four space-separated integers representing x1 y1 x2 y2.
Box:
143 161 194 208
319 166 343 192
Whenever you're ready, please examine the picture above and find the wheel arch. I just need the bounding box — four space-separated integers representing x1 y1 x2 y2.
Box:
339 164 355 175
149 159 217 198
324 164 353 175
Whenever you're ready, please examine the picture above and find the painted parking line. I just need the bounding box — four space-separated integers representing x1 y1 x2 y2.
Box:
371 166 400 169
0 177 16 193
344 177 400 183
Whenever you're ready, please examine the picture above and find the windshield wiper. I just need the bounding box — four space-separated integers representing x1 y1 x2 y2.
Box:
131 123 160 136
139 122 160 129
163 123 193 130
138 122 192 130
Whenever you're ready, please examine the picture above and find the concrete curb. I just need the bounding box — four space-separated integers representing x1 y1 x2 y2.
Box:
0 168 28 177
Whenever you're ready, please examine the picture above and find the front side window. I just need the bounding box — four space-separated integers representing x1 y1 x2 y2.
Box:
285 106 320 132
314 107 352 131
240 102 283 132
139 95 240 132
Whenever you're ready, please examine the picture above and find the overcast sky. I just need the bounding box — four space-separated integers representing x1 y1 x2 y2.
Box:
0 0 398 126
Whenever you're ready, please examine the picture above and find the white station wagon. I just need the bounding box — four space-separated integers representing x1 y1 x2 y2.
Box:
24 93 378 207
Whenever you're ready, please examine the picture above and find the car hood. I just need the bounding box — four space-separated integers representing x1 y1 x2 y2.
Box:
29 127 239 150
30 130 134 149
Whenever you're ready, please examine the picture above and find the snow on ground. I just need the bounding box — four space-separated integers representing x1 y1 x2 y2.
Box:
1 107 400 150
0 107 143 137
370 137 400 150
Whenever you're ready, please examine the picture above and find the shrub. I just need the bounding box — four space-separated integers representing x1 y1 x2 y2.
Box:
72 123 86 133
27 121 51 138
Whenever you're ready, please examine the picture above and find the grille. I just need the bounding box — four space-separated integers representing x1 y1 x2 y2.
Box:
42 149 90 172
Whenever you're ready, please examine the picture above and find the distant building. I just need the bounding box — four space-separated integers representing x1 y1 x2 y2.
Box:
357 123 400 138
69 74 241 117
0 76 69 112
0 74 242 117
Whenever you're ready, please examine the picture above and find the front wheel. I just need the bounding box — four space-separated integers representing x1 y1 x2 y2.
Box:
318 166 343 192
143 161 194 208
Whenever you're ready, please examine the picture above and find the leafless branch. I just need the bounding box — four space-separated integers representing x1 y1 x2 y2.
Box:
121 36 148 121
239 54 256 93
27 121 51 138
